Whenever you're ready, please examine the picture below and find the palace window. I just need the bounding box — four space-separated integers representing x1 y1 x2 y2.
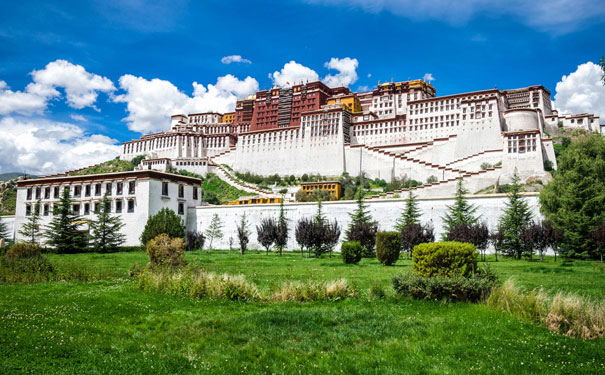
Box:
73 204 80 215
127 200 135 213
115 200 122 213
84 203 90 215
54 186 59 198
35 187 41 199
95 183 102 196
193 187 198 200
43 204 49 216
25 204 31 216
116 182 123 195
26 188 32 200
106 183 112 196
162 182 169 196
44 187 50 199
178 202 184 215
128 181 135 195
74 185 81 197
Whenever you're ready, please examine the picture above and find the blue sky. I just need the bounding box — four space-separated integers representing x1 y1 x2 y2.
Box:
0 0 604 174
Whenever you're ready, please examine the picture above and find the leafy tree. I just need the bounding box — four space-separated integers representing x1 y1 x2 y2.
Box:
520 220 554 262
89 194 125 253
185 230 205 252
426 175 438 184
19 199 42 244
395 190 421 231
274 201 289 256
345 190 378 257
489 225 504 262
256 217 276 254
205 213 223 252
236 213 250 255
45 188 87 254
445 222 489 261
540 134 605 259
442 178 478 238
295 217 314 257
140 208 185 246
591 220 605 263
400 222 434 258
500 173 532 259
321 219 341 258
544 220 564 262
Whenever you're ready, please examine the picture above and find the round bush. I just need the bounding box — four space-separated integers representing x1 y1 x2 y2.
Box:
341 241 363 264
146 233 185 267
412 241 478 278
376 231 402 266
140 208 185 246
5 242 42 261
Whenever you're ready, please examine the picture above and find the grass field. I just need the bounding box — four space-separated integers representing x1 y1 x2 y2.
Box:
1 251 604 374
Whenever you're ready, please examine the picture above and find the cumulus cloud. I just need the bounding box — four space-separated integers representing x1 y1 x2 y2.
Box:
323 57 359 87
70 114 87 122
423 73 435 82
0 60 115 115
114 74 258 133
221 55 252 64
304 0 605 33
270 61 320 87
553 62 605 122
0 117 120 175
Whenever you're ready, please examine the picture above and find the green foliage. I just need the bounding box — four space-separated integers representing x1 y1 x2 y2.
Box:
45 189 88 254
140 208 185 246
345 192 378 256
69 157 139 176
274 201 289 255
441 178 478 238
0 179 17 215
400 223 434 257
341 241 363 264
540 134 605 259
395 190 421 231
295 188 336 202
600 56 605 85
236 213 250 254
204 213 224 251
499 173 533 259
185 231 205 252
4 242 42 260
145 233 185 267
426 175 438 184
256 217 276 254
201 173 254 204
0 218 8 241
89 194 126 253
19 199 42 243
376 231 401 266
392 271 498 302
412 242 478 278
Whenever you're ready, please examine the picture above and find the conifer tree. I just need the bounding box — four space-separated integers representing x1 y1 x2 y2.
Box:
205 213 224 252
19 199 42 244
395 190 421 231
345 189 378 257
46 188 87 253
89 194 126 253
314 199 326 226
236 212 250 255
499 173 532 259
442 178 478 238
274 200 289 256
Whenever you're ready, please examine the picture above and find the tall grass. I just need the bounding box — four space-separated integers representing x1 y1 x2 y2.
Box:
133 265 358 302
488 279 605 339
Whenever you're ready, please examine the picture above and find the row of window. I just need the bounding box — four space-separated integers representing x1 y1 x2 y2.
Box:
507 134 538 153
26 182 135 201
161 182 198 200
25 199 136 216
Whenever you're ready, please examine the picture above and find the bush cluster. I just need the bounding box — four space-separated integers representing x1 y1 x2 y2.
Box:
376 231 401 266
341 241 363 264
412 242 477 277
392 272 498 303
146 234 185 267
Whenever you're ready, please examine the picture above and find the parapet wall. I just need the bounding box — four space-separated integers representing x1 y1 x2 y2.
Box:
188 193 542 251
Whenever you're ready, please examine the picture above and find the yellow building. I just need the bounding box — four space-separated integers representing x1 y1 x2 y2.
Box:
222 112 235 124
300 181 342 199
226 196 283 205
327 94 362 113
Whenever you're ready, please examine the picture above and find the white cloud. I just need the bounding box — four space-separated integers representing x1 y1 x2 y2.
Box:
367 73 372 78
553 61 605 121
323 57 359 87
70 114 87 122
304 0 605 33
221 55 252 64
270 61 319 87
114 74 258 133
0 117 120 175
356 85 370 92
423 73 435 82
0 60 115 115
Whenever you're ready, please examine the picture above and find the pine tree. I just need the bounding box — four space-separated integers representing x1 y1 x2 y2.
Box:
442 178 478 238
395 190 421 231
345 188 378 257
89 194 126 253
236 212 250 255
46 188 87 254
19 199 42 244
499 173 532 259
205 213 223 252
274 200 289 256
314 199 326 226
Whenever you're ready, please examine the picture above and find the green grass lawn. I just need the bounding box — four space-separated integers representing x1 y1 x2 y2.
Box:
1 251 604 374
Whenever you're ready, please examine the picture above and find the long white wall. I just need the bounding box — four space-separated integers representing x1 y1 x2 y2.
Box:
188 193 542 251
0 215 15 241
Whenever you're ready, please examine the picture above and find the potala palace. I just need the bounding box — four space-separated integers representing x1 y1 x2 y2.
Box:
120 79 602 197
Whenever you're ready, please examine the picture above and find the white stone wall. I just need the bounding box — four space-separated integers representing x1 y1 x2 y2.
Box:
189 193 542 251
0 215 15 241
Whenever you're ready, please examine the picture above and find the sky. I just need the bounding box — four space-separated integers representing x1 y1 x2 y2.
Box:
0 0 604 175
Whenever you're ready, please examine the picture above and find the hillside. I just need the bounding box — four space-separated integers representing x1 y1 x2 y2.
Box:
0 172 34 181
0 179 17 216
68 156 145 176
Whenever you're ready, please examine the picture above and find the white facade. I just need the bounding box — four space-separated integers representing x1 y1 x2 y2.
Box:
14 171 202 247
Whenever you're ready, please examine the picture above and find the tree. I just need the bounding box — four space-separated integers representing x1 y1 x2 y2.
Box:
274 201 289 256
185 230 205 252
489 226 504 262
520 220 552 262
426 175 438 184
205 213 223 252
45 188 87 254
345 189 378 257
89 194 126 253
256 217 276 254
395 190 421 231
321 219 341 258
591 220 605 263
295 217 314 257
0 218 9 242
140 208 185 246
400 222 434 258
540 134 605 259
499 173 533 259
236 213 250 255
445 222 489 261
19 199 42 244
544 220 564 262
442 178 478 238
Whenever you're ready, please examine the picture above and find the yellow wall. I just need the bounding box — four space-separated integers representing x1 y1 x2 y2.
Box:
226 197 283 205
328 96 361 113
300 182 342 199
222 112 235 124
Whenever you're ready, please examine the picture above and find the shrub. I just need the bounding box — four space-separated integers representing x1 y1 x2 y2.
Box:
271 278 357 302
116 246 143 252
392 272 497 303
445 222 489 261
146 234 185 267
5 242 42 260
341 241 363 264
376 231 401 266
412 242 477 278
140 208 186 246
401 223 434 257
185 231 205 252
368 283 386 300
256 217 276 254
347 221 378 257
1 243 54 282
